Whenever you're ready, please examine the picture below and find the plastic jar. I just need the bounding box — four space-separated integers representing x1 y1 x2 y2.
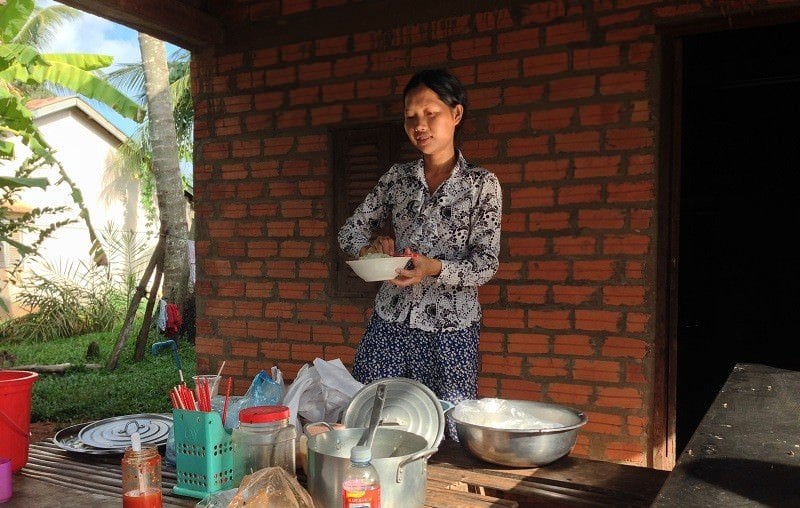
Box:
121 442 162 508
232 405 296 484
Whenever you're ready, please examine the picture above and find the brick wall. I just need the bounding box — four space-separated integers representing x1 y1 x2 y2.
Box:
191 0 796 466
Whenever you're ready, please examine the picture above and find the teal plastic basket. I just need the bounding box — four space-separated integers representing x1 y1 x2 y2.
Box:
172 409 234 498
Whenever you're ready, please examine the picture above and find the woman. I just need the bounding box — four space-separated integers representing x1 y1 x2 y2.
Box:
338 69 502 438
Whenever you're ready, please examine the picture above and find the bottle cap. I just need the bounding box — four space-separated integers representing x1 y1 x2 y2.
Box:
239 405 290 423
350 445 371 463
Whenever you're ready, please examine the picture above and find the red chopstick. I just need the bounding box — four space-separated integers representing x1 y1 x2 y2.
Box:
221 377 232 424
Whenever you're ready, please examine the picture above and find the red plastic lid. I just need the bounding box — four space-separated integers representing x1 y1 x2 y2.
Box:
239 405 290 424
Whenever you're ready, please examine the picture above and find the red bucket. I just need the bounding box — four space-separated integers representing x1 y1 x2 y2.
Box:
0 370 39 472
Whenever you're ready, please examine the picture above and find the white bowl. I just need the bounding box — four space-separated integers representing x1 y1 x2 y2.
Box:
346 256 412 282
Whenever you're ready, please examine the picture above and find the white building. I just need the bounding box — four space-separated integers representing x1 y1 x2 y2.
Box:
0 96 158 317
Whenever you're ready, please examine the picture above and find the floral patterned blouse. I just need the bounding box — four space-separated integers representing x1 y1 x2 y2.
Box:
338 151 502 332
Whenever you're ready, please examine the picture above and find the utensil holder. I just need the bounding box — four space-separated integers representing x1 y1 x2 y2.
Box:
172 409 234 498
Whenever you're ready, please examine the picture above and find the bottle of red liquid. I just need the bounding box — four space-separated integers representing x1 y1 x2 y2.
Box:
121 432 163 508
341 445 381 508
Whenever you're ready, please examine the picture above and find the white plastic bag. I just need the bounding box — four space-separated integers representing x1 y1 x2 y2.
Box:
282 358 363 432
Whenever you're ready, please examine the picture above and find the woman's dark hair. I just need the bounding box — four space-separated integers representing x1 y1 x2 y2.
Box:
403 68 468 121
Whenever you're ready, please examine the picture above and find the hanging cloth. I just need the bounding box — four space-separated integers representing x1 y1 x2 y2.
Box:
165 302 183 338
157 299 167 332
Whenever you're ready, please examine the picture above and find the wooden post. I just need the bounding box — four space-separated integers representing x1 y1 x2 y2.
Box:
106 231 166 370
133 260 164 362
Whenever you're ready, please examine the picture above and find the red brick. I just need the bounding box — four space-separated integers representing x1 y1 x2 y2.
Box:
606 127 653 150
554 334 593 356
626 313 649 333
596 387 642 409
410 43 449 66
628 42 654 65
203 299 233 317
296 134 327 153
508 237 547 257
482 354 523 375
217 240 246 257
547 383 592 405
525 51 570 77
265 261 296 279
492 163 523 184
504 84 545 105
507 284 548 304
334 55 368 77
252 48 278 68
529 309 571 330
510 185 555 209
498 28 540 53
598 10 640 26
461 139 498 159
506 135 549 156
479 284 501 305
630 209 653 229
280 240 311 258
574 359 621 382
553 285 598 305
311 104 343 125
297 303 326 321
277 109 307 129
575 309 620 332
231 339 259 358
578 209 625 229
584 411 623 435
521 0 570 24
508 332 550 354
625 260 644 280
205 259 232 277
549 76 596 101
546 20 589 46
531 107 574 130
557 184 601 205
371 49 407 72
489 112 528 134
553 235 596 255
528 260 569 281
479 331 504 353
483 309 526 329
555 131 600 153
390 23 429 47
606 25 655 43
316 35 348 57
450 37 493 60
524 159 569 182
603 285 645 306
331 304 367 324
604 441 646 466
603 234 650 255
234 261 263 277
608 181 654 203
603 337 646 359
529 357 569 377
245 281 273 299
282 0 311 15
628 154 654 175
654 3 702 17
500 379 543 400
347 103 378 120
298 219 327 237
265 220 295 237
573 46 621 70
475 8 514 32
357 78 393 98
502 212 526 232
281 41 312 62
579 103 621 126
430 14 471 40
574 155 621 178
477 59 519 83
530 211 570 231
469 86 502 110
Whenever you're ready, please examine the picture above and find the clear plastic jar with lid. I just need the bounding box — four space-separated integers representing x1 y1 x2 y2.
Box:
232 405 296 484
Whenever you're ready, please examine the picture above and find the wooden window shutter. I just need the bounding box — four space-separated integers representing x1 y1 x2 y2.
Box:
331 122 417 298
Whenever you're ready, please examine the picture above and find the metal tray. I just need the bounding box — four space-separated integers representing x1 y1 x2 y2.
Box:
53 421 122 456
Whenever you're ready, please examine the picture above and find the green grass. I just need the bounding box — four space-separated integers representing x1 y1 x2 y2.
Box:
2 327 196 424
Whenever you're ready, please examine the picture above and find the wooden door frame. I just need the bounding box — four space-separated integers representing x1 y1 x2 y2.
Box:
653 9 800 471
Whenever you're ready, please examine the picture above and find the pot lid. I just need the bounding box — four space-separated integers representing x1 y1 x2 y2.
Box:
342 377 444 449
77 413 172 450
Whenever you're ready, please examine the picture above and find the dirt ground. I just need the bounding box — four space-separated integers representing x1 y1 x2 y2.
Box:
29 421 62 443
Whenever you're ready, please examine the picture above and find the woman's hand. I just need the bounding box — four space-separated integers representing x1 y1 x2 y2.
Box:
359 235 396 257
390 248 442 287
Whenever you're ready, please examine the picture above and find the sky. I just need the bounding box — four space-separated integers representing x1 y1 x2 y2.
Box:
40 1 190 178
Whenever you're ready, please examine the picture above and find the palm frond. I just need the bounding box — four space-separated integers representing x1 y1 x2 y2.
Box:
13 5 82 49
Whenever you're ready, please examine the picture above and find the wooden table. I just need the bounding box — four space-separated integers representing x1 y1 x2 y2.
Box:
12 438 666 507
653 363 800 507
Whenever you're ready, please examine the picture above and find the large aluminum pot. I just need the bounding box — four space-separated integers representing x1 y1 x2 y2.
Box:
306 426 437 508
450 399 587 467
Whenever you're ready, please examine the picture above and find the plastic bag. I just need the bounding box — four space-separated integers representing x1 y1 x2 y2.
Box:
283 358 363 432
196 467 313 508
243 369 283 406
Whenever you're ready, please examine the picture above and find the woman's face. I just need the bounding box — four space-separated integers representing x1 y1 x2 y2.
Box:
404 85 463 158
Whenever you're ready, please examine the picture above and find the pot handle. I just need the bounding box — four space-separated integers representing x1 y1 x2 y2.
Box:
303 421 334 438
395 447 438 483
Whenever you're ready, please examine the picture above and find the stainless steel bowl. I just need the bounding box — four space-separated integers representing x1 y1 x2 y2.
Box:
450 400 587 467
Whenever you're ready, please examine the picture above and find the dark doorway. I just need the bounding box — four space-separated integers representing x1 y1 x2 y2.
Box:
676 22 800 452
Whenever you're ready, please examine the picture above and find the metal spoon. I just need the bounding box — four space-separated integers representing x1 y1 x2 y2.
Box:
356 383 386 451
